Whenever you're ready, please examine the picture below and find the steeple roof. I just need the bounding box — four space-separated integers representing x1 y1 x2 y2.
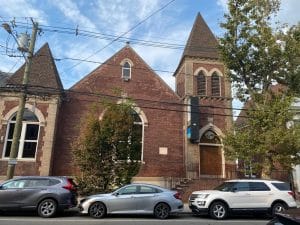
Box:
7 43 63 93
182 13 219 60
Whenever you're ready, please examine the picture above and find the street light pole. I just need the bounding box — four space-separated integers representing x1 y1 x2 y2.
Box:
6 21 39 180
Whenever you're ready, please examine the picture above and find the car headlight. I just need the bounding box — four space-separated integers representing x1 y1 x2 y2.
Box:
197 194 209 199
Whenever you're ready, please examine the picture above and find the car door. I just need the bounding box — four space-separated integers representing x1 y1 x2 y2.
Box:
248 182 271 208
227 182 252 209
134 185 159 212
107 185 138 213
18 178 50 208
0 179 27 209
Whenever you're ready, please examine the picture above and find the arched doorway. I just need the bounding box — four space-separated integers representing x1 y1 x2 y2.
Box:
199 130 223 177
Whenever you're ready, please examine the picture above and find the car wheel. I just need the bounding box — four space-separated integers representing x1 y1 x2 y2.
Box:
37 199 57 218
271 202 287 216
209 201 228 220
154 202 170 219
89 202 106 218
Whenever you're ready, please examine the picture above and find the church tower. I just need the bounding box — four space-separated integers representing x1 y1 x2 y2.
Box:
174 13 233 178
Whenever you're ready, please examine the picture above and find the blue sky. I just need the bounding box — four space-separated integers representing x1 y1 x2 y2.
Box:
0 0 299 113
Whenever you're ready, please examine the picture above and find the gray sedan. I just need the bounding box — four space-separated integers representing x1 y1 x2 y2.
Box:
79 183 183 219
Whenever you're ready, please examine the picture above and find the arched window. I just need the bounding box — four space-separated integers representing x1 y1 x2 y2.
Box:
211 72 221 96
129 110 142 160
115 109 143 161
3 109 40 159
197 71 206 96
122 61 131 80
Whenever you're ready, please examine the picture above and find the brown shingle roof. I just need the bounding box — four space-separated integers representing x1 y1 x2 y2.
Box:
0 71 12 87
174 13 220 76
182 13 219 60
7 43 63 91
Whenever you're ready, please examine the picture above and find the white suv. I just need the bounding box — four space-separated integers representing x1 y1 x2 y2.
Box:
189 179 297 220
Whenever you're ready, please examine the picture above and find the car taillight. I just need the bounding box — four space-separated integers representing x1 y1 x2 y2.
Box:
174 192 182 200
288 191 295 199
63 179 76 192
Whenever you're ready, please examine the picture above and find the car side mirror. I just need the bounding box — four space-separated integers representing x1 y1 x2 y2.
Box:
113 192 120 196
231 188 238 192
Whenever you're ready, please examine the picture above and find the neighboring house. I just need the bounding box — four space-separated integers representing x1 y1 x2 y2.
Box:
0 43 63 176
0 13 234 188
235 88 300 194
291 98 300 194
0 71 11 87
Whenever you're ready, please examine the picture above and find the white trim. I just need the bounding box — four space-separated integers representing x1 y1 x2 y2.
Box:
199 123 225 139
209 68 223 77
2 111 40 160
120 58 134 67
120 58 133 81
211 72 221 97
196 71 207 96
3 103 45 125
194 67 209 76
98 102 147 162
199 124 225 178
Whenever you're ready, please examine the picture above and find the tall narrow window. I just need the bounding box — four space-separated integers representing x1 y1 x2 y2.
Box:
122 61 131 80
197 71 206 96
3 109 40 159
115 109 142 161
211 72 221 96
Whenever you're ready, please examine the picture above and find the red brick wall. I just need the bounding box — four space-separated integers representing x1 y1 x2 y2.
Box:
52 46 184 177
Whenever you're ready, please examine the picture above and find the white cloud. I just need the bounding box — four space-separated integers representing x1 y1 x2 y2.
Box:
136 0 160 20
278 0 300 26
51 0 97 30
94 0 162 35
216 0 300 27
0 0 47 24
216 0 228 12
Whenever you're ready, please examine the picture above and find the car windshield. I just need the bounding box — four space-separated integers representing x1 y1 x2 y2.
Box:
214 182 235 192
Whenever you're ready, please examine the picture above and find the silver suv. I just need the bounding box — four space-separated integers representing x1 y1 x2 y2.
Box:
0 176 78 217
189 179 297 220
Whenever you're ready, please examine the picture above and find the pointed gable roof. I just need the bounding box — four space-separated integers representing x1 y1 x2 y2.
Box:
71 44 180 102
183 13 219 59
7 43 63 91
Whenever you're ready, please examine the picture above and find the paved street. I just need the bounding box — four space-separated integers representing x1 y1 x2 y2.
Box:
0 212 270 225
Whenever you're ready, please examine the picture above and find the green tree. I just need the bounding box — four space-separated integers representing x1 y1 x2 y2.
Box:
220 0 299 99
72 100 141 195
220 0 300 177
224 94 300 177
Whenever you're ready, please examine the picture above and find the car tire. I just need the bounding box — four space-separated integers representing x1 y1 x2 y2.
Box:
154 202 170 219
209 201 228 220
89 202 106 219
271 202 287 216
37 198 57 218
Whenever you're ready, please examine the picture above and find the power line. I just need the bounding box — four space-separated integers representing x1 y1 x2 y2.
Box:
11 21 218 52
1 84 298 120
0 84 252 115
63 0 176 75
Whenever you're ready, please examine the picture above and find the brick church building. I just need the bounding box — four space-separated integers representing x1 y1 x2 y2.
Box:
0 13 234 187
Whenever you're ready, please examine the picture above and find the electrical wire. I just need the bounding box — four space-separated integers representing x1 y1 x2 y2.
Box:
63 0 177 75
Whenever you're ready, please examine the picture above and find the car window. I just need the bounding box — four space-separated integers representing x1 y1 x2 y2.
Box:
2 180 26 189
271 182 290 191
233 182 249 191
249 182 270 191
26 179 52 187
214 182 235 192
118 186 137 195
139 186 158 194
49 179 61 185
